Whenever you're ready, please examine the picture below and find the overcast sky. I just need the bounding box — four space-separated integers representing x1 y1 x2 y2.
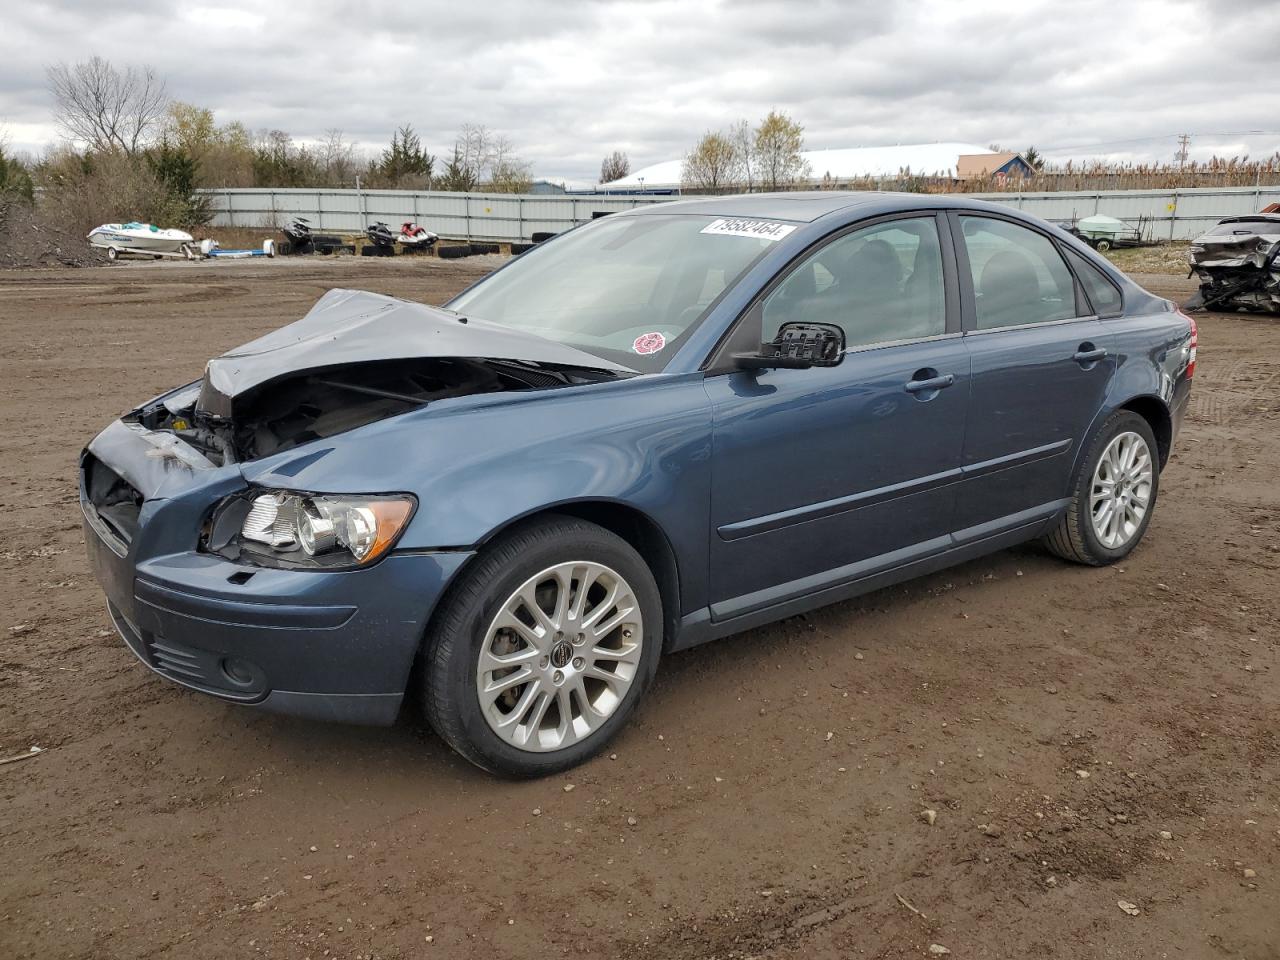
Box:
2 0 1278 182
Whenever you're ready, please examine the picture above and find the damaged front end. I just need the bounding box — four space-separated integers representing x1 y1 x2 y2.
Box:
78 288 638 723
128 288 634 465
1186 215 1280 314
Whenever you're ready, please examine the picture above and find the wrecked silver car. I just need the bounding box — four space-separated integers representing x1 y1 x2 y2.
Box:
1186 214 1280 314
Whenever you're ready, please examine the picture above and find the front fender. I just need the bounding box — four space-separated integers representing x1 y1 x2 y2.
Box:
241 372 714 613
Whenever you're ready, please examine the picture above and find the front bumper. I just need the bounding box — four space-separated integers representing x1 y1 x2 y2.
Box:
81 432 473 726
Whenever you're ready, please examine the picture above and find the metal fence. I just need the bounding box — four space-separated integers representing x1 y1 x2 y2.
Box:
203 188 671 242
204 184 1280 242
962 185 1280 241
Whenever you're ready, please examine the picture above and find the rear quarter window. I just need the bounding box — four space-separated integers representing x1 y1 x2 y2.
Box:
1064 247 1123 317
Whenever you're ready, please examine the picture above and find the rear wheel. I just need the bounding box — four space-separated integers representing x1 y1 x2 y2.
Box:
423 516 662 777
106 247 119 261
1093 238 1113 253
1044 411 1159 565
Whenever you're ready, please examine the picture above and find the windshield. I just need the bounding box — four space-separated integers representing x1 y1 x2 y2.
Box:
447 214 785 372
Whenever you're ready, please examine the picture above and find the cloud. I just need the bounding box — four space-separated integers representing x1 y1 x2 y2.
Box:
1 0 1277 178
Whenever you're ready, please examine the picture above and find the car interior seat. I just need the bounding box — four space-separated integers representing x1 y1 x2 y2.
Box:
828 238 903 344
978 249 1043 327
903 234 944 337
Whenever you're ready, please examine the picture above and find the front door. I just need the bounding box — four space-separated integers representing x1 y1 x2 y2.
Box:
704 214 970 620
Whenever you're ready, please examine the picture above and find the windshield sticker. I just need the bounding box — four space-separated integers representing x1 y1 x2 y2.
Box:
632 332 667 355
700 218 797 242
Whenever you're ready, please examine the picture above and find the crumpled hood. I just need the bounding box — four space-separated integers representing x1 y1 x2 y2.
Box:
196 288 634 417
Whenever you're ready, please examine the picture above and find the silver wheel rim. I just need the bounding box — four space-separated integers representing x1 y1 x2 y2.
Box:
1090 431 1153 549
476 561 643 753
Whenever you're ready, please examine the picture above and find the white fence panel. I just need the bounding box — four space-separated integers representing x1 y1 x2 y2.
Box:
968 186 1280 239
204 185 1280 242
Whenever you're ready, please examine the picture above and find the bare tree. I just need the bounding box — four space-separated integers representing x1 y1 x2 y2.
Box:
729 119 754 191
487 136 531 192
320 129 359 185
753 110 809 190
600 150 630 183
433 126 533 192
47 56 169 155
458 123 492 184
682 131 740 192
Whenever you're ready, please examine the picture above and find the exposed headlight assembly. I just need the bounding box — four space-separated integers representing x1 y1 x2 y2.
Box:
213 490 416 568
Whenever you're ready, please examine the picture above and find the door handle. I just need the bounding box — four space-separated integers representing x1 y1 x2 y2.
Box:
904 373 955 394
1073 344 1108 365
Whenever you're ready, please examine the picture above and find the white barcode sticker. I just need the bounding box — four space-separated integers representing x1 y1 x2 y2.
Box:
700 218 797 241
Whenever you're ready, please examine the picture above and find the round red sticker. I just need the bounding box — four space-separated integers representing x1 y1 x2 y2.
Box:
632 331 666 355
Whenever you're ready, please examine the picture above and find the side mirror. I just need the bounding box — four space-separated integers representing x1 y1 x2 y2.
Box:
734 322 846 370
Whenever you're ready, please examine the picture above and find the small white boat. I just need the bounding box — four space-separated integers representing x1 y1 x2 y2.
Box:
88 222 195 260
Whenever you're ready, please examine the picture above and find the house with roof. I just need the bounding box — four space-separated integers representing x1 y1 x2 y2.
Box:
955 151 1036 181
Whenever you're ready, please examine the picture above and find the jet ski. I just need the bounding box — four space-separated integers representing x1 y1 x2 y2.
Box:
88 222 194 261
280 217 344 255
398 221 438 250
363 221 398 256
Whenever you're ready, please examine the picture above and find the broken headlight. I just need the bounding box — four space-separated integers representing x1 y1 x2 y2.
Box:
219 490 416 568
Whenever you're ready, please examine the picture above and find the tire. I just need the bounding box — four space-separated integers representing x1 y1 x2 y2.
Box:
422 516 662 777
1094 238 1112 253
106 247 119 262
1044 410 1159 565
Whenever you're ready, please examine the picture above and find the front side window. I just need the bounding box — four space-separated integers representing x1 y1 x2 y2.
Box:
760 217 946 349
448 214 780 372
960 216 1078 329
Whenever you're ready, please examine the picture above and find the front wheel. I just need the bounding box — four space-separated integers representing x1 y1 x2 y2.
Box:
1044 411 1159 565
422 516 662 777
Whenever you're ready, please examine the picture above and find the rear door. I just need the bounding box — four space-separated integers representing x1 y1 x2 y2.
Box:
703 213 970 618
950 213 1116 535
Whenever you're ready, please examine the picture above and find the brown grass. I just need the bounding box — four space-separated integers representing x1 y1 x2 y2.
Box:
1102 242 1193 276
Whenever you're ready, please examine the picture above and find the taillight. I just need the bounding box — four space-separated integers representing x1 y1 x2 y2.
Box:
1178 309 1197 378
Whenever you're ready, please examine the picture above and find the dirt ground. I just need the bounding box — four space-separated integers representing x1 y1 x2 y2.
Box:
0 255 1276 960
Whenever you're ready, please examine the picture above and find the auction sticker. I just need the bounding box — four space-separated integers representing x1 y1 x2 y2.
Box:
700 218 797 241
632 331 666 355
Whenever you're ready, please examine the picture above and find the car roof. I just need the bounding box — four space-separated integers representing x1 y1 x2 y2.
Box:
624 190 1011 223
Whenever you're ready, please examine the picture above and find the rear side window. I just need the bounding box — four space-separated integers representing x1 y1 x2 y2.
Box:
1064 247 1123 316
960 216 1078 329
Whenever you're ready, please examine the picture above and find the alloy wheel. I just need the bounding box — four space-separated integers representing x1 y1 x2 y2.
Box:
476 561 644 752
1090 431 1153 549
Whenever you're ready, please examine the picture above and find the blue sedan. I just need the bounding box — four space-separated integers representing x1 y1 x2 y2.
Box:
81 192 1195 776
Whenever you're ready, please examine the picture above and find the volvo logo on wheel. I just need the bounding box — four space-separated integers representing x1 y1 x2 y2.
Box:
550 639 574 669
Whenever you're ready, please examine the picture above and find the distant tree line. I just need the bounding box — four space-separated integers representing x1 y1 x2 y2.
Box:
18 55 537 233
681 111 811 192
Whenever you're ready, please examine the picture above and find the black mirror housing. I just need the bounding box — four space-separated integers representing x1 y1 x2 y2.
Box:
735 322 846 371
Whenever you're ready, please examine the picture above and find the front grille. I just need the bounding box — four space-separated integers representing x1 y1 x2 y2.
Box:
82 454 143 546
